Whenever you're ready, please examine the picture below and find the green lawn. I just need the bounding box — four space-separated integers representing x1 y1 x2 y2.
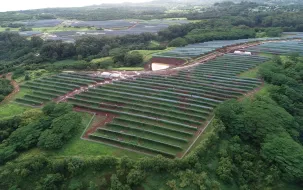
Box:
239 67 260 78
0 103 31 119
0 88 34 118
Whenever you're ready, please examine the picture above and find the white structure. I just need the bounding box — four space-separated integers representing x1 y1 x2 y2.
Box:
151 63 170 71
111 73 120 78
234 50 252 55
100 72 120 79
100 72 111 78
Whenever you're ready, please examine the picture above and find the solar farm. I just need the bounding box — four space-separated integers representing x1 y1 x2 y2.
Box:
16 53 268 158
16 73 105 106
152 37 299 59
16 19 189 42
152 39 258 59
245 41 303 56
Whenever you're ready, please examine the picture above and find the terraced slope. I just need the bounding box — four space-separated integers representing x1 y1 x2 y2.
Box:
246 41 303 55
16 73 104 106
69 54 268 158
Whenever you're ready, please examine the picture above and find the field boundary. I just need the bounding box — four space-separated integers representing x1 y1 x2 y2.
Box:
80 137 153 158
13 101 42 108
80 112 96 138
181 114 215 159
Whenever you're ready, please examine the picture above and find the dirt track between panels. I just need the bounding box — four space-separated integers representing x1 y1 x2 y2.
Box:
0 73 20 105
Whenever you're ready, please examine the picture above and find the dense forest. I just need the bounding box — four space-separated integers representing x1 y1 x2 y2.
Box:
0 55 302 189
0 78 13 102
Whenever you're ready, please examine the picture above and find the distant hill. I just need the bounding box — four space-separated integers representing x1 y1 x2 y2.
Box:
150 0 303 5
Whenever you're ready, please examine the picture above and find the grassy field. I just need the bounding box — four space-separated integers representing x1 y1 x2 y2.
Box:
0 88 33 118
0 103 31 119
47 112 147 159
0 27 19 32
239 66 260 78
132 48 173 63
17 111 147 161
90 57 113 64
50 59 78 66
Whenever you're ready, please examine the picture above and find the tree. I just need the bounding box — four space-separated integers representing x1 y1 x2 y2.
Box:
38 112 82 149
24 73 30 81
168 37 188 47
88 181 98 190
31 36 43 48
42 102 73 118
110 174 130 190
42 102 56 115
216 157 233 182
38 173 64 190
124 52 143 66
261 135 303 181
126 169 145 186
109 48 129 64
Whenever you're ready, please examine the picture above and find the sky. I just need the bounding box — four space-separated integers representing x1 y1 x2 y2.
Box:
0 0 152 12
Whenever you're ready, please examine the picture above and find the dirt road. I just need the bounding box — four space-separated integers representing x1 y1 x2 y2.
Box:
0 73 20 105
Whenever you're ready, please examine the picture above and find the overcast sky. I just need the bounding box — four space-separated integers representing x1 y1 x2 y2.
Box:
0 0 152 12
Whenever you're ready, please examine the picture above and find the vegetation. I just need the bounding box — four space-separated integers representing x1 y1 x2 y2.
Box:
0 1 303 189
0 78 13 102
0 2 302 74
0 102 82 165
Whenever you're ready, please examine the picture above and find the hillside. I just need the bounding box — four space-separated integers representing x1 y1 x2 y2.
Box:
0 1 302 189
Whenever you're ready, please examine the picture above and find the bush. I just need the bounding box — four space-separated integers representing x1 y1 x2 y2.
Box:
168 37 188 47
124 52 143 66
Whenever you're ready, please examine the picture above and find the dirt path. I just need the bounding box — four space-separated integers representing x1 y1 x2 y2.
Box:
0 73 20 105
127 21 138 30
55 79 113 103
239 81 265 101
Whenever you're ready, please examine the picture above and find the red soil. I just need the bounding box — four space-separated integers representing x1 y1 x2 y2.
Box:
0 73 20 105
76 106 117 138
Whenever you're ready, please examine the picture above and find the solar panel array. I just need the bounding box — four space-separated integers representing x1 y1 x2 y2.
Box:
246 41 303 56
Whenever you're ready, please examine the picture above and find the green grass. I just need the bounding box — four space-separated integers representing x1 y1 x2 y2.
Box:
255 83 270 97
0 103 31 119
90 57 113 64
0 88 34 118
47 112 147 160
0 27 19 32
239 67 260 78
131 48 173 63
50 59 78 66
258 53 274 58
